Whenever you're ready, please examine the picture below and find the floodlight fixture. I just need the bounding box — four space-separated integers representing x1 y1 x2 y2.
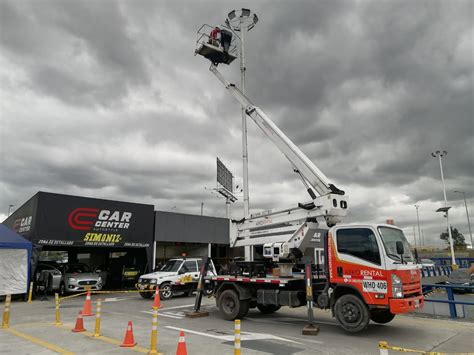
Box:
226 8 259 32
227 10 236 20
431 150 447 158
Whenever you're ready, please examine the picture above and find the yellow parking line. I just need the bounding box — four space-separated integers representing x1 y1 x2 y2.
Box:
55 324 150 353
3 327 74 355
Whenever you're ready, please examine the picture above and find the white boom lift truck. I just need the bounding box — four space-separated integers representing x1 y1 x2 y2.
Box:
191 25 423 333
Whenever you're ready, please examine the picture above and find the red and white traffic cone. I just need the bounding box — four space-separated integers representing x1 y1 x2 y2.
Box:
120 321 137 347
152 286 161 309
176 330 187 355
82 291 94 316
72 311 86 332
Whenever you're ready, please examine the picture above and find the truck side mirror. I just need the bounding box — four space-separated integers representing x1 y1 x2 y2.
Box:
396 241 404 255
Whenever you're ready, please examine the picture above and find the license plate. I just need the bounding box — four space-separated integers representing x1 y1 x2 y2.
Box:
414 299 420 308
362 280 387 294
139 285 145 290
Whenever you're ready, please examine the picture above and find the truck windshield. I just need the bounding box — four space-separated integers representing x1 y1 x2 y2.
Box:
378 227 414 262
160 260 182 272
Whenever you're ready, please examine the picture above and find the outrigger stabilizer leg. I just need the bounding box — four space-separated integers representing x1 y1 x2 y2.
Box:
185 256 210 318
302 262 320 335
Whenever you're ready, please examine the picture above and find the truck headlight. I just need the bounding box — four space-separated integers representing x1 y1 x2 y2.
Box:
138 277 143 283
150 279 157 284
391 274 403 298
68 277 77 283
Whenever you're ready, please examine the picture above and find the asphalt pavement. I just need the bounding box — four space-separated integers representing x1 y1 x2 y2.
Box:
1 292 473 354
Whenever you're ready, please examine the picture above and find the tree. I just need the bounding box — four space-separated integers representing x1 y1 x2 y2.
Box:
440 227 466 250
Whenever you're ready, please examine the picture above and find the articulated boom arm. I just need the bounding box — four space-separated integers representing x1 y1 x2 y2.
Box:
209 64 349 255
210 64 343 197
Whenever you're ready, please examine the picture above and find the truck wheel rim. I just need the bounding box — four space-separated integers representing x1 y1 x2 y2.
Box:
341 303 360 323
223 297 235 313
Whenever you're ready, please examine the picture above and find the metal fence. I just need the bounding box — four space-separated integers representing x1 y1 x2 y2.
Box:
422 283 474 319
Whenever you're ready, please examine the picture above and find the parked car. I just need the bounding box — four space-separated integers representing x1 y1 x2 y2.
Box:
34 262 103 295
136 258 217 300
420 258 436 267
59 263 103 295
34 263 63 291
446 268 474 293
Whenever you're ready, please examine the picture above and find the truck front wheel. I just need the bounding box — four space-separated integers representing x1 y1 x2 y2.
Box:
256 304 281 314
334 294 370 333
218 289 249 320
370 310 395 324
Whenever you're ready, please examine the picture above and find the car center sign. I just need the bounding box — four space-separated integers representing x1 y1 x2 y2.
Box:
11 192 155 248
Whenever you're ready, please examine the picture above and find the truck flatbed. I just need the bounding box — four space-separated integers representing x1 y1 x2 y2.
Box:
208 273 326 286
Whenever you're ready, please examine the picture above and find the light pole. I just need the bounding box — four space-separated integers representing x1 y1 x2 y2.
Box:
454 190 472 247
7 204 14 217
414 205 422 246
431 150 456 265
225 8 258 261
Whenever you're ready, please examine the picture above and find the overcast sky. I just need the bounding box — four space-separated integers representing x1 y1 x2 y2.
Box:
0 0 472 246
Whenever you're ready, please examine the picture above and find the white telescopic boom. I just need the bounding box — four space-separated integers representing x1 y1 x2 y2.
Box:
210 64 342 197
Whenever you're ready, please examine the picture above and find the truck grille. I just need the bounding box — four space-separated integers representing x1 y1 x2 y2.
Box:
78 280 97 286
403 281 421 297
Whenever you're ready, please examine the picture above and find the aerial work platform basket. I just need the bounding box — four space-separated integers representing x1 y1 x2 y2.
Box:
195 24 237 65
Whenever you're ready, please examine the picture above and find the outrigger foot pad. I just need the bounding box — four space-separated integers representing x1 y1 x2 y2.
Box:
302 324 320 336
184 311 209 319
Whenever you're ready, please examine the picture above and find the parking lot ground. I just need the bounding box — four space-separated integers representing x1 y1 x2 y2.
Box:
1 293 473 354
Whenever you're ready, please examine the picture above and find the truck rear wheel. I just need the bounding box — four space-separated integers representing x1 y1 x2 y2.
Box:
256 304 281 314
334 294 370 333
370 310 395 324
218 289 249 320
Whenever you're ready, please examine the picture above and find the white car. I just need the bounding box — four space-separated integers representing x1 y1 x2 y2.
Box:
420 258 436 268
136 258 216 300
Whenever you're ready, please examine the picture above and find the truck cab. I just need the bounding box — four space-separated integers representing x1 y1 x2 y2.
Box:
327 224 423 331
137 258 217 300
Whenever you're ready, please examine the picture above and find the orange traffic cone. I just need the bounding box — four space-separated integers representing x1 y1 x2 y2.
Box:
82 291 94 316
176 330 187 355
152 286 161 309
72 311 86 332
120 321 137 347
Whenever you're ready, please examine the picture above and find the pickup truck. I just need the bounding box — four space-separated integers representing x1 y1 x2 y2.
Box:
136 258 216 300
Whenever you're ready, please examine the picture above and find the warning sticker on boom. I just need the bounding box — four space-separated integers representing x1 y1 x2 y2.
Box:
362 280 387 293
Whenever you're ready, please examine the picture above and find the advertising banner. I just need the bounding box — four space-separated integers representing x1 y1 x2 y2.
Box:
33 192 154 248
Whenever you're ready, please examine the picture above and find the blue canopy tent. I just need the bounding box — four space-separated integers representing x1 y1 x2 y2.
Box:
0 224 32 295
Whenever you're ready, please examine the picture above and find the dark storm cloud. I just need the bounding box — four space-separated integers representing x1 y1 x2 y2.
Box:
0 0 150 106
1 0 472 245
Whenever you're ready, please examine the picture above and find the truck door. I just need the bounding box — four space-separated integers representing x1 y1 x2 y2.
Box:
330 227 387 301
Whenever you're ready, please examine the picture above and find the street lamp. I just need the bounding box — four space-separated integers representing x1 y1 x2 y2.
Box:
414 205 422 246
454 190 473 248
431 150 456 265
225 8 258 262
